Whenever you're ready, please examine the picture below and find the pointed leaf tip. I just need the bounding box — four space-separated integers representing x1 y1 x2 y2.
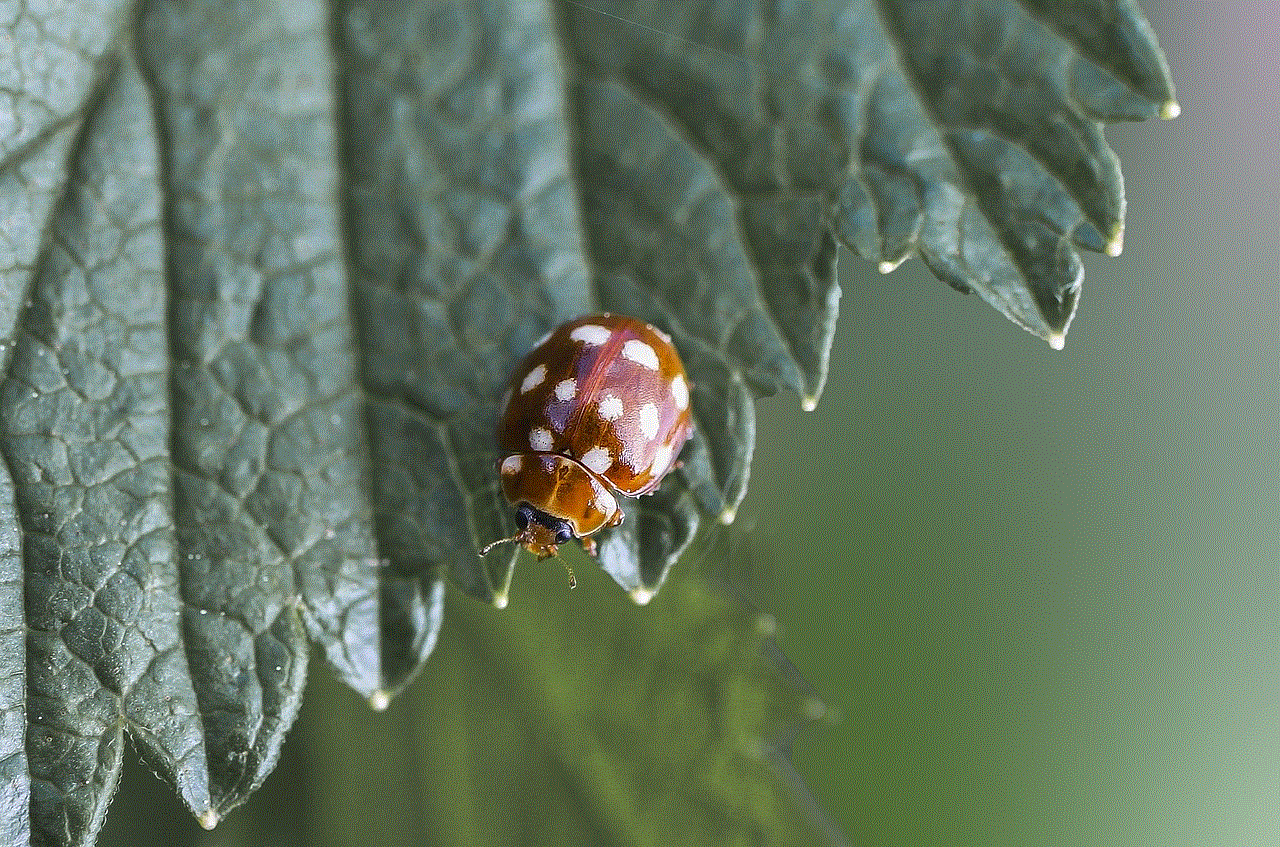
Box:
1106 225 1125 257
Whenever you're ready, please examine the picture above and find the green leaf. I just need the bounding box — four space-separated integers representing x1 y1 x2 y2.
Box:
295 557 835 847
0 0 1174 844
337 0 592 607
563 0 1177 349
2 60 208 842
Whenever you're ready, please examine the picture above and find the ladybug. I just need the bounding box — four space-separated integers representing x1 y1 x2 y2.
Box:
481 314 693 587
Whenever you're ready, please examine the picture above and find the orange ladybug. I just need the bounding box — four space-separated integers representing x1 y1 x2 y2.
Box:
481 314 693 586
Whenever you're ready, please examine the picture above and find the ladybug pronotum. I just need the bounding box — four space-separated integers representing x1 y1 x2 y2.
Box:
481 314 693 587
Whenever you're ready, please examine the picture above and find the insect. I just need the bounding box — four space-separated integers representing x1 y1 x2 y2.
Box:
481 313 694 587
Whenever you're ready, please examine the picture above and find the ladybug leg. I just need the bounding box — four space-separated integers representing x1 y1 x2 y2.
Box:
606 509 624 527
580 536 598 557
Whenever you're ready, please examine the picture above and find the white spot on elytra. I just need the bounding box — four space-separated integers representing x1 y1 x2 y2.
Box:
554 378 577 401
582 446 612 475
650 442 673 478
597 394 624 421
638 403 659 440
570 324 611 346
529 427 553 451
521 363 546 393
501 455 522 475
670 373 688 411
622 339 659 370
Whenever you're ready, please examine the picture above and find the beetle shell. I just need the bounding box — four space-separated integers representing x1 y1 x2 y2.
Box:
494 313 693 559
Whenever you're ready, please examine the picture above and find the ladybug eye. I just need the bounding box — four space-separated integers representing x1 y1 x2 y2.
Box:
554 526 573 545
515 505 533 530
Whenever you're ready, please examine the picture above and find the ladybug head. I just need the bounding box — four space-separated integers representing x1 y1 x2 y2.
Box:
480 453 621 588
511 503 575 560
479 504 577 588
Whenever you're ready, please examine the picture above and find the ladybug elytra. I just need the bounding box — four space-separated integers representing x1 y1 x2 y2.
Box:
481 314 693 587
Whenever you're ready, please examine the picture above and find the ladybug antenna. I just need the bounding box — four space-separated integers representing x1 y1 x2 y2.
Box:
479 535 577 588
478 532 520 557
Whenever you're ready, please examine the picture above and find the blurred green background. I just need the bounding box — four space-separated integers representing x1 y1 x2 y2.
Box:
753 4 1278 845
98 3 1276 845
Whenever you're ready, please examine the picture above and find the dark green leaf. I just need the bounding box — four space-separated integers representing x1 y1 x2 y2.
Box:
562 0 1177 349
337 0 591 608
2 60 207 843
0 465 28 845
138 0 376 821
0 0 1175 844
596 475 701 601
